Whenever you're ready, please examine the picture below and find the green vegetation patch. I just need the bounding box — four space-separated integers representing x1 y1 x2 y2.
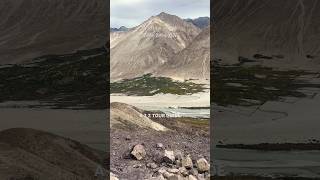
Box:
212 64 320 106
0 47 108 109
111 74 206 96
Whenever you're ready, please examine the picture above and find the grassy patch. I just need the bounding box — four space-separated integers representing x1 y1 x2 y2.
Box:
0 47 108 109
111 74 206 96
212 63 320 106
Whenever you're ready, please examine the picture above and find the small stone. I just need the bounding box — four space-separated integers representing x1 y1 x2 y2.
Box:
179 167 188 176
147 162 158 169
131 144 146 160
167 174 183 180
110 172 119 180
125 135 131 140
163 172 175 179
175 159 182 167
156 143 164 149
167 168 179 174
158 167 167 174
197 173 205 180
181 155 193 169
189 168 198 176
174 150 183 160
153 150 164 163
163 150 175 164
196 158 210 173
188 175 197 180
133 164 143 168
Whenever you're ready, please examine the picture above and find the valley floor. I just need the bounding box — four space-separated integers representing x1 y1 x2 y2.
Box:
212 63 320 178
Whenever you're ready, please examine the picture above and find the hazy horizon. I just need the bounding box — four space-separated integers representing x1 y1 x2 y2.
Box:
111 0 210 28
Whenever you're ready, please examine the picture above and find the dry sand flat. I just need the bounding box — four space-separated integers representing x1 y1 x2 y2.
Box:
111 91 210 109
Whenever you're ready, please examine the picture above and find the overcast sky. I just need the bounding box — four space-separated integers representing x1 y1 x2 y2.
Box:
111 0 210 28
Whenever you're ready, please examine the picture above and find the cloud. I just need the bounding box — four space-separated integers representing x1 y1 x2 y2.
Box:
111 0 210 28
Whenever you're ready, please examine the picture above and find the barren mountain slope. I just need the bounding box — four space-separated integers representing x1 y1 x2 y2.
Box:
110 12 200 81
110 102 168 132
212 0 320 69
0 0 107 64
157 27 210 80
0 128 105 180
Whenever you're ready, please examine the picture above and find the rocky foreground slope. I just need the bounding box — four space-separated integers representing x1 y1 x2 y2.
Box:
0 128 106 180
110 102 210 179
212 0 320 69
0 0 107 64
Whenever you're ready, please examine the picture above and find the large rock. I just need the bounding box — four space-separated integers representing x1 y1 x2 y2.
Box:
181 155 193 169
179 167 188 176
196 158 210 173
110 172 119 180
131 144 146 160
163 150 175 164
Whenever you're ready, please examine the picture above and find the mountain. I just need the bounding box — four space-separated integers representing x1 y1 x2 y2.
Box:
0 128 105 180
110 12 201 81
157 27 210 80
212 0 320 69
111 26 129 32
185 17 210 29
0 0 108 64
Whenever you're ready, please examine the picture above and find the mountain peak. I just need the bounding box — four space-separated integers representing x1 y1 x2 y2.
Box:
158 12 170 16
156 12 177 20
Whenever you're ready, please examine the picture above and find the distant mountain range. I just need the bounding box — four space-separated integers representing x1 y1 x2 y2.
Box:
184 17 210 29
110 12 210 81
111 16 210 32
111 26 129 32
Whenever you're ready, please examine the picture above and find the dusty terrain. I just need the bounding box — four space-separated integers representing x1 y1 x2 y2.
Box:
0 128 106 180
110 102 210 179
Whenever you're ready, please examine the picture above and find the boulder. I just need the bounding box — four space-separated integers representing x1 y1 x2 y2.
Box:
167 168 179 174
196 158 209 173
131 144 146 160
181 155 193 169
179 167 188 176
163 150 175 164
110 172 119 180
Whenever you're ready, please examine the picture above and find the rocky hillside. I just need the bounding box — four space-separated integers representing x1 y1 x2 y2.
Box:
0 0 107 64
110 103 210 179
110 12 201 81
110 102 168 131
212 0 320 69
185 17 210 29
0 128 106 180
157 27 210 80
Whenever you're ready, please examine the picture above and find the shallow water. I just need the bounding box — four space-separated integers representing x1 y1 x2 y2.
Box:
140 106 210 118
